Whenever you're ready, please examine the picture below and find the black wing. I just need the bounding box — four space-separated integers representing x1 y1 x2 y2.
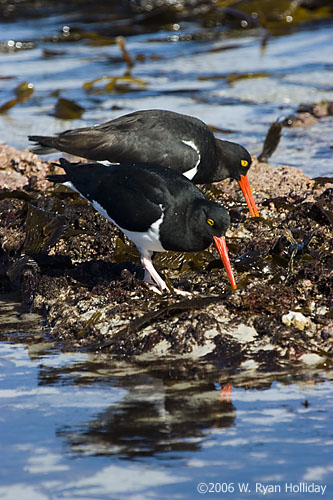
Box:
30 110 216 174
61 160 170 232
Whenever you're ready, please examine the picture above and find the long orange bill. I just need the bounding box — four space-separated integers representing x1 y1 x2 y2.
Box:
213 235 237 290
238 175 259 217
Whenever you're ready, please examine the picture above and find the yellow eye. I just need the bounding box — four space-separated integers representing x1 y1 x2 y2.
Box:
241 160 248 167
207 218 215 226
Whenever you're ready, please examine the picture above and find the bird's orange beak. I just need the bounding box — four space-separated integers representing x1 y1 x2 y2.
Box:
213 235 237 290
238 175 259 217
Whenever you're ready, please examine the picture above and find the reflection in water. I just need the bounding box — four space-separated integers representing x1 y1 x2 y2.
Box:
56 371 236 457
0 329 332 499
33 345 237 457
34 351 328 462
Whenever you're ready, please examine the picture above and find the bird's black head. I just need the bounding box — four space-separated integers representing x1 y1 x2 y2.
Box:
216 140 252 182
204 202 231 237
162 197 236 288
191 200 231 251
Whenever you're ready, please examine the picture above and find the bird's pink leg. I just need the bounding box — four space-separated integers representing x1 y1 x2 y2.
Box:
141 254 191 296
142 256 166 295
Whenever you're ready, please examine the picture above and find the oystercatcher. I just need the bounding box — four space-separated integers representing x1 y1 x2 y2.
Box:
47 159 237 294
29 109 259 217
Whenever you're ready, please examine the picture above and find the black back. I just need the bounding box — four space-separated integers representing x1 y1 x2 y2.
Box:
30 109 252 182
54 159 230 253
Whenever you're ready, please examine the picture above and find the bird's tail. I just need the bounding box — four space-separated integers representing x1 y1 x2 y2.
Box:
58 157 71 168
46 158 72 183
46 174 68 183
28 135 58 155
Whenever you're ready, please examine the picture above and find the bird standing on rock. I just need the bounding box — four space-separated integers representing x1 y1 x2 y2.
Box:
30 109 259 217
47 159 237 295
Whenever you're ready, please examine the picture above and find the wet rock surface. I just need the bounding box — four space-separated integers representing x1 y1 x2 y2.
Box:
282 100 333 128
0 143 332 370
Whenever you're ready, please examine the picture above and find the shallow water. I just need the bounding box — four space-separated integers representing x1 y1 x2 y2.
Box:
1 335 332 500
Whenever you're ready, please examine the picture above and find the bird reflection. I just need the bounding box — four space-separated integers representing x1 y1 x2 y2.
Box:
39 359 237 458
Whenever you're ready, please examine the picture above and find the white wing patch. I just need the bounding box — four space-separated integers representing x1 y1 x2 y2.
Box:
182 139 201 180
97 160 120 166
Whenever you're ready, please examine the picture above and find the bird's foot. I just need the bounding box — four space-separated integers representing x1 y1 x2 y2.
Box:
145 282 163 295
142 257 191 296
172 287 192 297
144 281 191 296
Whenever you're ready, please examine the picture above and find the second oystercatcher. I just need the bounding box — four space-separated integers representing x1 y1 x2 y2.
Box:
29 109 259 217
47 159 237 294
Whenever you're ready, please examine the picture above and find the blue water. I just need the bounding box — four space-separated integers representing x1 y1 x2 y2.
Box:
0 339 332 500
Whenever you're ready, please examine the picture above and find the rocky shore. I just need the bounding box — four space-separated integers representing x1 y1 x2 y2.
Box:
0 144 332 370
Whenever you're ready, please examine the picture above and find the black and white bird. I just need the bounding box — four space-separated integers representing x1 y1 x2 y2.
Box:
30 109 259 217
47 159 237 294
